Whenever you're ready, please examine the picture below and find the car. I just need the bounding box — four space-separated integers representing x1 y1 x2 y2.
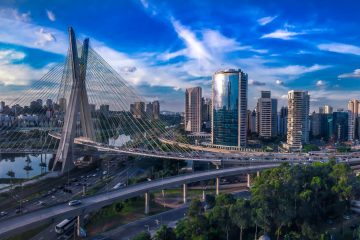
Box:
343 214 351 220
103 171 108 175
38 201 46 206
68 200 82 206
0 211 8 217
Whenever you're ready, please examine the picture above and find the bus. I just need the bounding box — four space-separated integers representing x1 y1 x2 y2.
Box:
55 217 77 234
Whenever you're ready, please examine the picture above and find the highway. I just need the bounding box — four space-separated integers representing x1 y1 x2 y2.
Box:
0 163 278 238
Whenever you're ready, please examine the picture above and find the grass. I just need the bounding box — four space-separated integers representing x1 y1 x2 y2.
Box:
86 196 170 236
5 223 50 240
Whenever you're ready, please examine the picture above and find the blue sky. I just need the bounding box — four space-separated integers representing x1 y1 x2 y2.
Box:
0 0 360 111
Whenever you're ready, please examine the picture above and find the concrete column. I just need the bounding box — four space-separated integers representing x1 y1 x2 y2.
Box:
145 191 150 215
202 189 206 201
257 171 260 178
77 215 83 237
216 177 220 195
247 173 251 188
183 184 187 204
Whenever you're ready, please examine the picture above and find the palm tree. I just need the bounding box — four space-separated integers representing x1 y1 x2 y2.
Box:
230 199 252 240
6 170 15 190
23 165 33 179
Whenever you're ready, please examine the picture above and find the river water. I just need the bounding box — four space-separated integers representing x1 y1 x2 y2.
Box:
0 154 52 179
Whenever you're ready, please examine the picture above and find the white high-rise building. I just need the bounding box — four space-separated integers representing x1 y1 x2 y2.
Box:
286 90 310 151
348 99 360 141
319 105 333 114
185 87 202 133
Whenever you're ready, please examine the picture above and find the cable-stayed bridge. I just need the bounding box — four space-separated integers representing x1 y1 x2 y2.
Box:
0 27 354 174
0 27 252 173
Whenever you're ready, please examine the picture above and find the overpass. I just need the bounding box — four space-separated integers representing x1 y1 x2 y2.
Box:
0 163 279 238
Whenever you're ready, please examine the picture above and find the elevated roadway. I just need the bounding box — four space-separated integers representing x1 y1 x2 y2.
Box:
0 163 279 238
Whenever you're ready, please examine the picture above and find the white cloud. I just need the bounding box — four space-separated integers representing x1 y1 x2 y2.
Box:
46 10 56 22
0 64 48 86
267 64 330 76
0 8 30 22
170 19 213 62
35 28 56 46
318 43 360 55
275 79 284 85
316 80 326 87
338 69 360 78
261 29 303 40
0 50 25 63
140 0 149 8
0 8 67 54
257 15 277 26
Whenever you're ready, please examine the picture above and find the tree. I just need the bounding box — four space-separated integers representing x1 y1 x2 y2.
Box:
215 193 235 207
354 226 360 240
154 225 176 240
132 231 151 240
229 199 252 240
208 205 233 240
188 199 203 218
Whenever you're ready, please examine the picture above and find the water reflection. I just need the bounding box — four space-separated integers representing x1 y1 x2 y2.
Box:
0 154 53 179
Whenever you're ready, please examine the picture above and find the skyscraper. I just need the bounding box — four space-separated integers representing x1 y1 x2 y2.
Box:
256 91 277 138
145 101 160 120
333 111 348 142
201 97 211 131
286 90 310 151
279 106 288 137
348 99 360 141
0 101 5 113
212 69 248 147
59 98 67 112
131 102 145 119
319 105 333 114
152 100 160 120
185 87 202 132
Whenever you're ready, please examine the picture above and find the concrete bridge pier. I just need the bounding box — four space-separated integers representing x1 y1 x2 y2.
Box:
202 189 206 201
257 171 260 177
76 215 84 237
216 177 220 195
145 191 150 215
247 173 251 188
183 183 187 204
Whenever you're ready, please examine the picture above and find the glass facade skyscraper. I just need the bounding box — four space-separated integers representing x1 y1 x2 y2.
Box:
211 69 248 147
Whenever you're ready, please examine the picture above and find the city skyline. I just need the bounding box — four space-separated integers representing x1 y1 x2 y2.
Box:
0 1 360 111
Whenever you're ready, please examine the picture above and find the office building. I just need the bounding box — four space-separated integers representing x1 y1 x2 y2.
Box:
89 104 96 112
0 101 5 113
131 101 145 119
201 97 211 131
185 87 202 132
319 105 333 114
212 69 248 147
333 111 348 142
348 99 360 141
152 101 160 120
145 101 160 120
59 98 67 112
247 110 257 134
279 106 288 137
45 99 53 109
286 90 310 151
256 91 277 138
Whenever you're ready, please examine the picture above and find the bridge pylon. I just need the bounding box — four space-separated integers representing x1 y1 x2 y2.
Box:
52 27 95 173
